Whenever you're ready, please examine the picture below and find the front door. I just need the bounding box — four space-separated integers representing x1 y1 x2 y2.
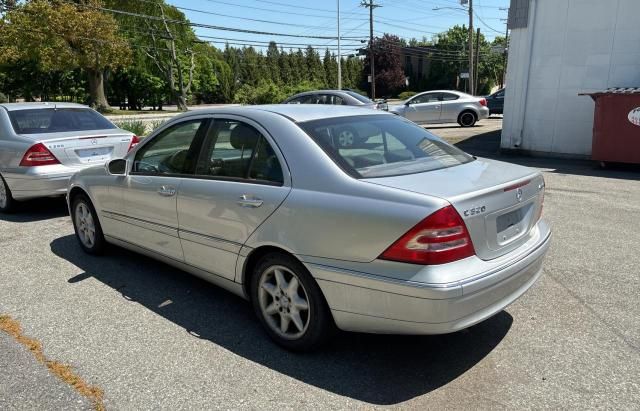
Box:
118 119 208 261
405 93 442 124
177 117 291 281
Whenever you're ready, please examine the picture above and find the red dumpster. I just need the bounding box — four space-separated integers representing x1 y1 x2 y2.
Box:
580 88 640 165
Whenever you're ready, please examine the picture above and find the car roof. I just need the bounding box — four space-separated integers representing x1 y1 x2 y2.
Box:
0 102 89 111
179 104 389 123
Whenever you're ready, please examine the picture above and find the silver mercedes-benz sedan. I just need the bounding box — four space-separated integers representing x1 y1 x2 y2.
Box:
0 102 138 212
67 105 550 351
388 90 490 127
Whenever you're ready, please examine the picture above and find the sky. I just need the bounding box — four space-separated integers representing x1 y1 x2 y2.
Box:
166 0 510 55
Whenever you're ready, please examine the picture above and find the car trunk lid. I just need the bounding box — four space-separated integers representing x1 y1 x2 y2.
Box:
23 129 134 167
363 158 545 261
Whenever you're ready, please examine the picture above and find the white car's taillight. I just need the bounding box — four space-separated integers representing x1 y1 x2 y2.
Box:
19 143 60 167
128 135 141 152
380 205 475 265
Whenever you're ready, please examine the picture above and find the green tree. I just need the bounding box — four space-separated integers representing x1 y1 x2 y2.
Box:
0 0 131 110
323 49 338 89
265 41 281 84
304 46 323 85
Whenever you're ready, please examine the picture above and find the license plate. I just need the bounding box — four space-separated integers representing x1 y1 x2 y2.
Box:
76 147 112 159
496 208 524 234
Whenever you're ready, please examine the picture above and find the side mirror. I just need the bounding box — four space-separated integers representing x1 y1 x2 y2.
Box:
405 100 412 106
107 158 127 175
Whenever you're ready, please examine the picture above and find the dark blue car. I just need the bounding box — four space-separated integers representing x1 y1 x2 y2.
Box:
486 88 505 115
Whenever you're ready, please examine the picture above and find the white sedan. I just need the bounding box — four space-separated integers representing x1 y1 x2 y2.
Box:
389 90 489 127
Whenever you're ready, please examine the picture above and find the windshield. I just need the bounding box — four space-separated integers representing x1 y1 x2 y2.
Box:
300 115 474 178
8 108 116 134
345 91 374 104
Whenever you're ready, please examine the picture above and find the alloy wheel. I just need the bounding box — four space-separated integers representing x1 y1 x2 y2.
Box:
338 129 355 147
75 202 96 249
460 112 475 127
0 181 7 209
258 265 311 340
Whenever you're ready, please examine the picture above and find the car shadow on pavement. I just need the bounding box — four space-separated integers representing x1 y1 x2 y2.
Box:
455 129 640 180
51 234 513 405
0 197 68 223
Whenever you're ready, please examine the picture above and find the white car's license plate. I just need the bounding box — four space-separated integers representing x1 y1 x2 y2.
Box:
76 147 112 159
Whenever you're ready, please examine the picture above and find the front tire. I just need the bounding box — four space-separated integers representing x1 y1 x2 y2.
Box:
71 194 105 255
250 253 334 351
458 110 477 127
0 175 15 213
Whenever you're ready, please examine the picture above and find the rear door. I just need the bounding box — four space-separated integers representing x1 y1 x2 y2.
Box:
112 118 208 261
405 93 442 124
177 117 291 281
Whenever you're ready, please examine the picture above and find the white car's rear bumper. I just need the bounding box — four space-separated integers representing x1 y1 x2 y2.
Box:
2 164 87 200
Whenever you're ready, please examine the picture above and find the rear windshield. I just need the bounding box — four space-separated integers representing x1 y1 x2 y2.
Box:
8 108 116 134
300 115 474 178
345 91 374 104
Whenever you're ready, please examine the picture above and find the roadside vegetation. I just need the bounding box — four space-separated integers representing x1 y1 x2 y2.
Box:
0 0 505 111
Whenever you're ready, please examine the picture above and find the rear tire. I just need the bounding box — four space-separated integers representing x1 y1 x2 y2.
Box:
458 110 477 127
0 175 15 213
71 194 105 255
250 252 335 351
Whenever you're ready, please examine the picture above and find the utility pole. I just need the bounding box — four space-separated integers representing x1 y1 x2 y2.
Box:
337 0 341 89
468 0 474 96
501 25 509 88
361 0 380 99
474 27 480 95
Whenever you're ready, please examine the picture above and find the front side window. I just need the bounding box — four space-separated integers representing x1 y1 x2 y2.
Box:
197 119 283 184
9 108 116 134
410 93 440 104
132 120 205 175
300 115 473 178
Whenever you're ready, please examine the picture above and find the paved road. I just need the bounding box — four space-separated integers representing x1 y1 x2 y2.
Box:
1 119 639 409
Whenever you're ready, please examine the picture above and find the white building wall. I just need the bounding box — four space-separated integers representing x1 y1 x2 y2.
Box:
502 0 640 156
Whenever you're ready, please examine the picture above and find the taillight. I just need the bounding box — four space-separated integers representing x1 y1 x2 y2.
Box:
479 98 487 107
380 205 475 265
535 179 545 222
19 143 60 166
128 135 140 152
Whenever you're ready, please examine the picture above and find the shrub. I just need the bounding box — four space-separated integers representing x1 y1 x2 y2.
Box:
113 120 147 136
234 80 287 105
398 91 417 100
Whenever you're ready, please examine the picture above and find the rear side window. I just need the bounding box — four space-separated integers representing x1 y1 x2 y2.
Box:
8 108 116 134
441 93 460 101
196 119 283 184
344 91 373 104
300 115 473 178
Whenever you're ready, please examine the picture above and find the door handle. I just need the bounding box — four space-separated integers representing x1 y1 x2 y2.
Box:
157 185 176 197
237 194 263 208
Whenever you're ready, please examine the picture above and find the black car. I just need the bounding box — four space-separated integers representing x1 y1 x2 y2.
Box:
486 88 505 115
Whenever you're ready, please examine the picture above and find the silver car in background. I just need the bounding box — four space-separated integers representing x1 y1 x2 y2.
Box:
389 90 489 127
283 89 388 110
68 105 550 351
0 102 138 212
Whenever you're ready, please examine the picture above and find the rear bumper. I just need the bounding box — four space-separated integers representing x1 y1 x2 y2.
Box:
478 107 490 119
2 165 83 200
306 222 551 335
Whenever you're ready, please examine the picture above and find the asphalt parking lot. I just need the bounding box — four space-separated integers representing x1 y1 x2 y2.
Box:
1 117 639 409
